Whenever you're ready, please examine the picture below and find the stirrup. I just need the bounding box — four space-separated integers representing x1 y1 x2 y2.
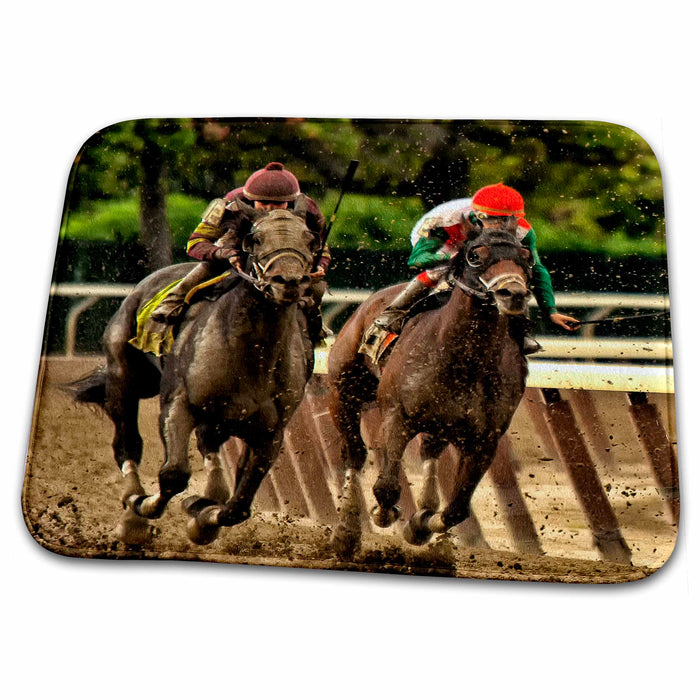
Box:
373 309 409 335
358 323 398 365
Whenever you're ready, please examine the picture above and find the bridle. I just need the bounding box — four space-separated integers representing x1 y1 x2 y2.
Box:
238 214 315 299
253 248 312 278
451 235 532 304
451 275 494 302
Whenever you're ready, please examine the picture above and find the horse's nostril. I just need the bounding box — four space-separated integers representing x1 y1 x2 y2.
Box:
496 289 512 298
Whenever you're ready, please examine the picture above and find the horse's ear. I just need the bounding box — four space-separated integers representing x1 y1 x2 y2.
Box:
292 194 308 219
461 211 483 240
231 197 262 221
504 215 519 235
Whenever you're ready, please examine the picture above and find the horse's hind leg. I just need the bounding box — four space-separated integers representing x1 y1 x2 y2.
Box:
102 331 155 544
106 386 151 545
108 386 152 545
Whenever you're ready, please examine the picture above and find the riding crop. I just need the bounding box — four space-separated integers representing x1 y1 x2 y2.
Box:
323 159 359 242
567 310 670 327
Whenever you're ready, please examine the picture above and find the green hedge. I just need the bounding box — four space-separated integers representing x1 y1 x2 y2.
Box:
317 193 425 251
61 194 208 250
61 192 666 258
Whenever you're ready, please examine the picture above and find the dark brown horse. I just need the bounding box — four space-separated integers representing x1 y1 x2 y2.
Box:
327 216 533 558
66 202 319 545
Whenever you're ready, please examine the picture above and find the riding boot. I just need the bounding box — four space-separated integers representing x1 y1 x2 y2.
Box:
522 335 543 355
373 277 432 334
303 304 328 347
151 262 214 324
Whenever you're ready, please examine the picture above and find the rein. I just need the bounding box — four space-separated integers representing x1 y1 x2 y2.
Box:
451 276 493 302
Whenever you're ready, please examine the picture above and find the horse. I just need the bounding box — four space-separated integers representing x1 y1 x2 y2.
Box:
326 215 533 559
66 198 319 546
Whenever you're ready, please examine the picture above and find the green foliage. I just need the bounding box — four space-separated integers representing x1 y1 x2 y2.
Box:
318 193 425 251
64 118 667 259
62 193 207 250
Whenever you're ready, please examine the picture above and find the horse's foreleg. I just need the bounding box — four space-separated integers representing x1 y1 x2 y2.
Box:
434 437 498 532
184 432 282 545
195 425 231 505
403 434 447 546
405 436 496 545
218 432 283 527
371 409 411 528
128 390 195 520
416 434 449 512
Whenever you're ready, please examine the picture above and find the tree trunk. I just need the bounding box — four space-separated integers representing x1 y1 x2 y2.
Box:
139 139 172 272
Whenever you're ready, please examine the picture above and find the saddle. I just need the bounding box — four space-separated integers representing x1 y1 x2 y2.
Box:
128 273 242 357
359 289 451 365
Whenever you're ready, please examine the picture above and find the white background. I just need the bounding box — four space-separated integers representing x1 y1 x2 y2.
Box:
3 2 697 698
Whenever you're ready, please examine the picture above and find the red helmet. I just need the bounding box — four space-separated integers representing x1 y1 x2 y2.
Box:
472 183 526 218
243 162 300 202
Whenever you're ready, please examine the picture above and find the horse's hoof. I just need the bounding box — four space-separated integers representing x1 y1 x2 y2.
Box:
403 509 434 546
182 497 221 545
371 504 402 528
331 525 360 562
120 471 145 507
115 509 152 546
182 495 218 516
186 512 221 546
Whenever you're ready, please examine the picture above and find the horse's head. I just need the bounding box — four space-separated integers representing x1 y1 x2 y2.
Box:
241 197 318 305
455 214 533 316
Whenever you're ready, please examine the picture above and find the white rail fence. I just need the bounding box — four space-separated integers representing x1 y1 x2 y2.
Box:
51 283 672 366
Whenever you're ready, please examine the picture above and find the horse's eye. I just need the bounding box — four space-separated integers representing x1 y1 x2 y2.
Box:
467 246 489 267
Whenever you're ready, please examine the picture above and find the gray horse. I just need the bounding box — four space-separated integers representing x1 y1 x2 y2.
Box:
66 202 319 545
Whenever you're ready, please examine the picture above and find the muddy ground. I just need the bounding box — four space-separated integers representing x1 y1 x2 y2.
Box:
22 358 678 584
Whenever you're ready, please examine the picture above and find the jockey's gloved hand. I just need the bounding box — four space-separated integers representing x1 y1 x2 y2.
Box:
214 247 240 264
550 312 580 331
310 267 326 279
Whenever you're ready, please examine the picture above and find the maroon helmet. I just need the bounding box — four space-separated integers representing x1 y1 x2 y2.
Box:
243 162 301 202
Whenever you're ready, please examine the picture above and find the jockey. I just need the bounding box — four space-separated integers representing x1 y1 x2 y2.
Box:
151 162 330 343
368 183 579 354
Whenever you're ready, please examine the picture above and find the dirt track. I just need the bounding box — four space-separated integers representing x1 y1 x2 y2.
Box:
22 358 678 584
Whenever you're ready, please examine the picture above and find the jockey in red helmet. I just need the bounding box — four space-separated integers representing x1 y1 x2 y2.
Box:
151 163 330 343
362 183 579 357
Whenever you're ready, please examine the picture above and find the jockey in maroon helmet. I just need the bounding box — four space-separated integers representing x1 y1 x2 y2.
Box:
151 163 330 343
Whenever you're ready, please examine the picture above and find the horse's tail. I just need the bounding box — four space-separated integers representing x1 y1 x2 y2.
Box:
62 365 108 407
